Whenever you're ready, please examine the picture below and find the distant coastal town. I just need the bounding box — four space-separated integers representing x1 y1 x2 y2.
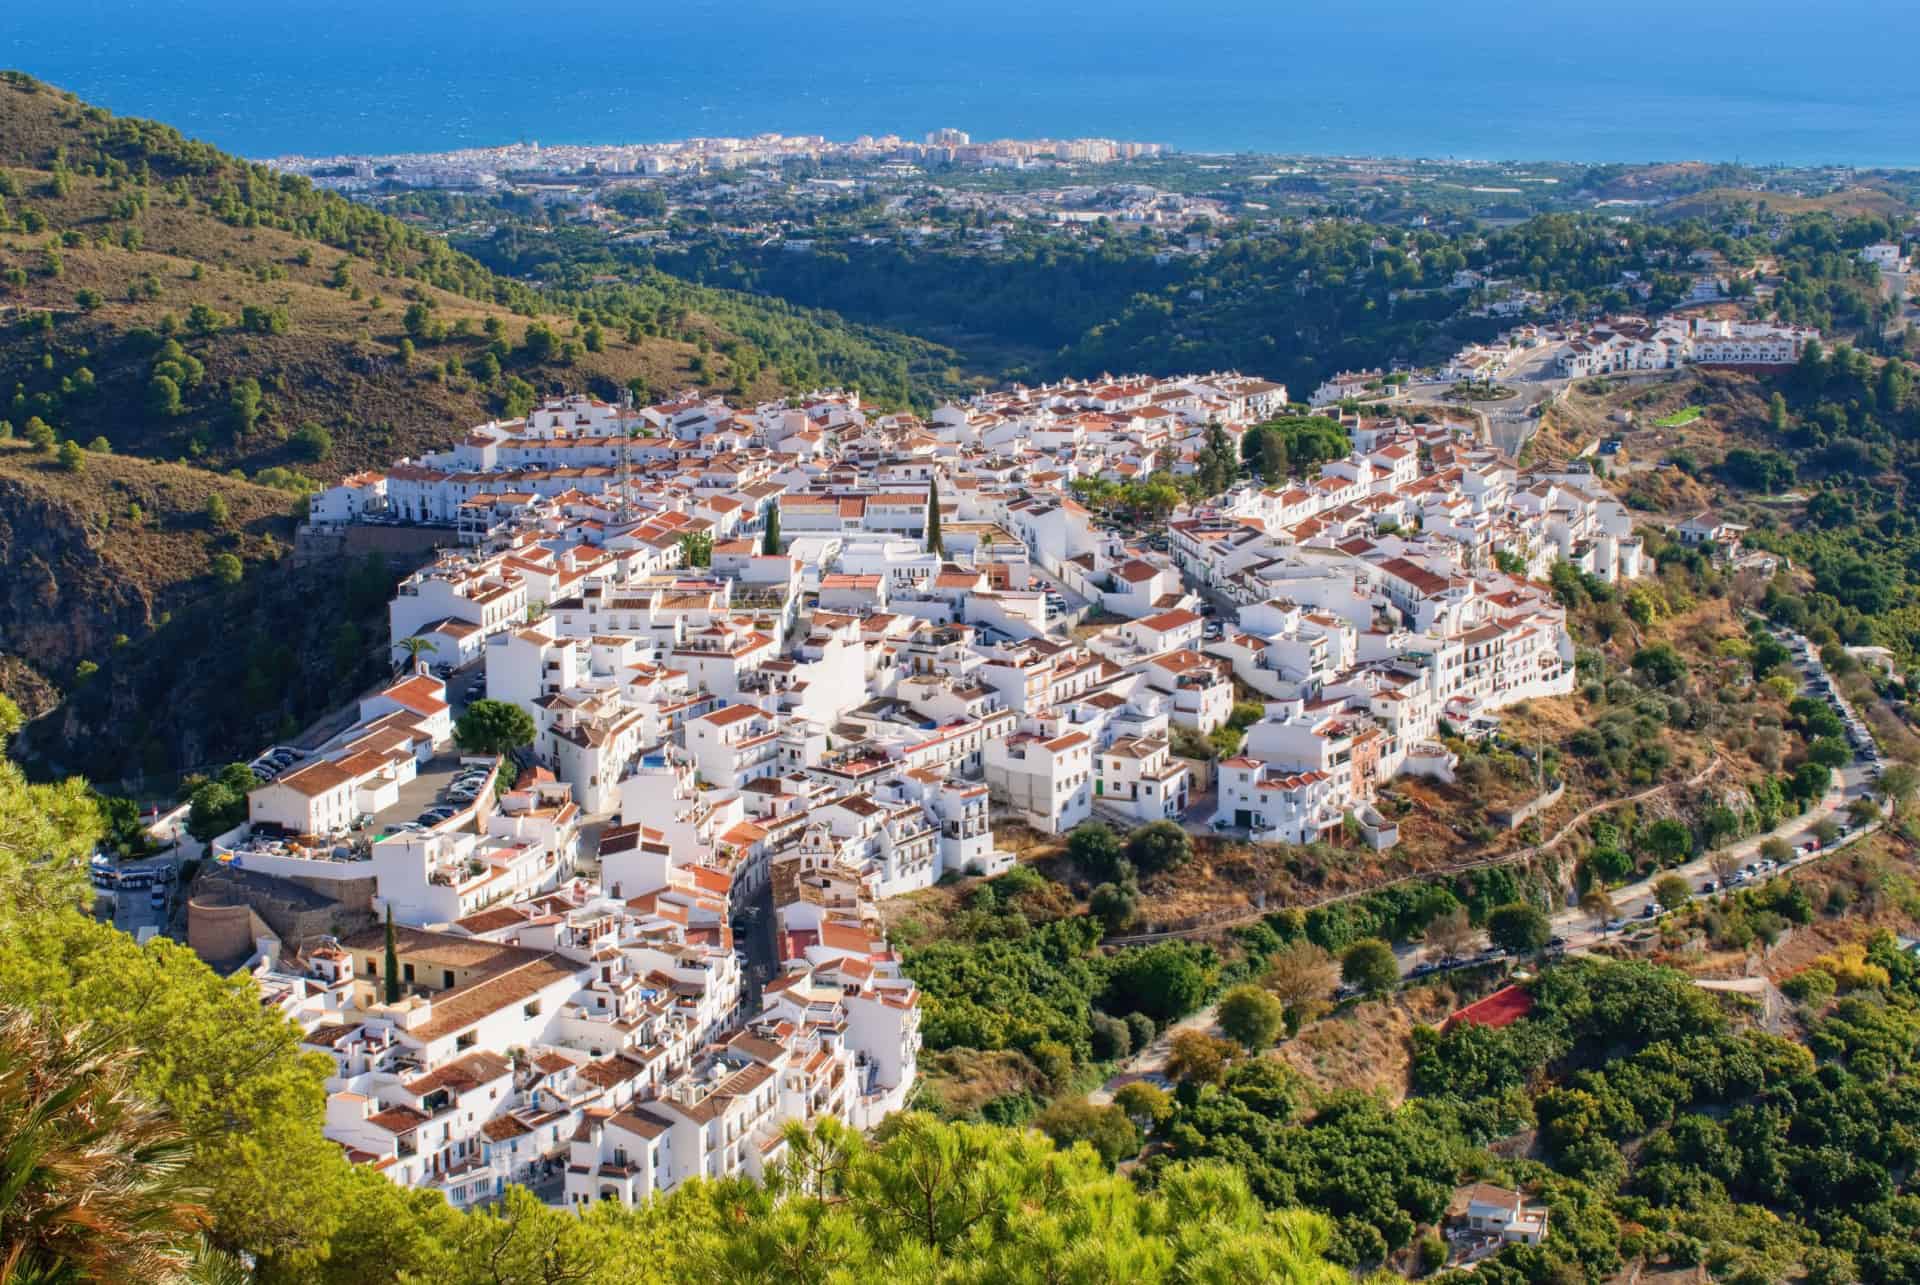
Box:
264 127 1168 191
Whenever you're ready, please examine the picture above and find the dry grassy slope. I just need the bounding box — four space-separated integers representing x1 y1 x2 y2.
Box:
0 165 720 476
1653 185 1911 224
1542 369 1779 519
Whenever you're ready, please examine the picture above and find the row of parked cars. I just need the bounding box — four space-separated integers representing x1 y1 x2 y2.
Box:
1783 630 1884 775
1400 938 1569 984
391 765 494 834
1637 834 1857 927
248 745 306 783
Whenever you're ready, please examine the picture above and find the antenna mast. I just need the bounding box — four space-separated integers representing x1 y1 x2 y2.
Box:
618 387 634 524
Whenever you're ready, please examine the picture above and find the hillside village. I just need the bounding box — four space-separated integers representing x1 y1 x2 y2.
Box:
163 369 1675 1211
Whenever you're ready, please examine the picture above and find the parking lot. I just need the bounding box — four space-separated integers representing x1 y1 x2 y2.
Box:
365 754 496 839
244 744 311 788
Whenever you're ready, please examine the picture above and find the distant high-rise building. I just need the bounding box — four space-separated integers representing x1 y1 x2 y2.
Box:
924 128 970 147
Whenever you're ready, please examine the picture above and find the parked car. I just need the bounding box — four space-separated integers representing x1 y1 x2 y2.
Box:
149 886 168 910
1699 879 1717 893
1639 903 1659 918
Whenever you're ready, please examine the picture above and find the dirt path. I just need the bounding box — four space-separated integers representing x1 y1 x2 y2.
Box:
1089 1004 1220 1104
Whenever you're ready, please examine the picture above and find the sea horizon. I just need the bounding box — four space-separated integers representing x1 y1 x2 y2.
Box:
8 0 1920 169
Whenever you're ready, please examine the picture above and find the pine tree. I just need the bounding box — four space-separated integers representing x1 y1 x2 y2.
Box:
762 503 781 555
383 904 400 1005
926 475 944 558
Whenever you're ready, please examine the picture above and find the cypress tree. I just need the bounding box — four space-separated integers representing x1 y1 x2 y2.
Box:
383 903 401 1005
926 475 944 558
762 503 781 555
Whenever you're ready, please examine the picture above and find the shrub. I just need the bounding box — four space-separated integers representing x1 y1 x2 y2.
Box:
1124 820 1192 876
1088 1013 1132 1062
1340 938 1399 995
1026 1040 1074 1090
1068 822 1125 881
1782 967 1837 1008
1216 984 1285 1051
1112 1080 1172 1127
1031 1099 1139 1167
1088 882 1137 933
289 422 333 461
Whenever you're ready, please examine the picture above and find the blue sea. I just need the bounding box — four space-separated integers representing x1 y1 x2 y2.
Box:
7 0 1920 167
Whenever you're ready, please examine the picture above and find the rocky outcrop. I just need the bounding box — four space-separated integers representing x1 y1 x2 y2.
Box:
0 477 157 683
0 459 406 785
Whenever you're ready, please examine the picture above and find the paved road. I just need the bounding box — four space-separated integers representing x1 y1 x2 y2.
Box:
1400 347 1568 457
102 849 189 941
